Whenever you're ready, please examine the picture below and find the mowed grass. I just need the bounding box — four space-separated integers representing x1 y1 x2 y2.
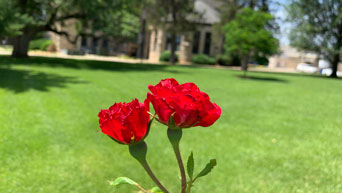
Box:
0 56 342 193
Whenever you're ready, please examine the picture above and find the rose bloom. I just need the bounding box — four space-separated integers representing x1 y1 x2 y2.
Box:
98 99 150 144
147 78 221 128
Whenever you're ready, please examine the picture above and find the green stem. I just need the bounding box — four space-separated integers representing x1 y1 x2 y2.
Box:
129 141 169 193
167 129 187 193
185 181 193 193
139 159 169 193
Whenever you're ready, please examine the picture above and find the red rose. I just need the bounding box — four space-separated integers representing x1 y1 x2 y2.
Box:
147 78 221 128
98 99 150 144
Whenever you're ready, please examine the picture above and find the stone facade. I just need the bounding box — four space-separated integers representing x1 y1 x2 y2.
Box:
49 20 137 56
147 0 222 63
147 25 223 63
269 46 342 70
268 46 319 69
49 0 223 61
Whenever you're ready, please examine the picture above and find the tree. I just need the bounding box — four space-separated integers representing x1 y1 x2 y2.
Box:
0 0 139 58
218 0 272 24
0 1 28 37
147 0 199 64
287 0 342 78
223 8 278 76
216 0 278 66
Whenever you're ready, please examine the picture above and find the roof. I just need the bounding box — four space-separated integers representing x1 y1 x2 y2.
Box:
195 0 221 24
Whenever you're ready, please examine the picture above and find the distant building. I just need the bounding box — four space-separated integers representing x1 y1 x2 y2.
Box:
268 46 342 71
147 0 223 63
268 46 319 69
49 20 137 57
49 0 224 63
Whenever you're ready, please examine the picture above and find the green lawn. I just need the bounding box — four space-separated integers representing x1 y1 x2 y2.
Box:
0 56 342 193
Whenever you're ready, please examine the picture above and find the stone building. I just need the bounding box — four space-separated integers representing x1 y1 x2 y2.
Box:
147 0 223 63
49 0 223 62
49 20 137 56
268 46 342 71
268 46 319 69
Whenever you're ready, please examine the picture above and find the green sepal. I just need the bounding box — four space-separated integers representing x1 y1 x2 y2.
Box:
168 113 180 130
128 141 147 162
167 128 182 147
108 136 125 145
187 152 194 181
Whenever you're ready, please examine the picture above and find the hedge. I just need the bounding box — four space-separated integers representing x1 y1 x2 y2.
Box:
192 54 216 65
159 51 178 62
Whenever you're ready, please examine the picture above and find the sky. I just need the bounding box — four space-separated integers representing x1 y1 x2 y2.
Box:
271 0 290 46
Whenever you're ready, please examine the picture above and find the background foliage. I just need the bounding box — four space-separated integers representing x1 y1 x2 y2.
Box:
223 8 278 70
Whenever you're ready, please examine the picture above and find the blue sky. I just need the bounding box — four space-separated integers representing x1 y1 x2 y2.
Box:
270 0 290 45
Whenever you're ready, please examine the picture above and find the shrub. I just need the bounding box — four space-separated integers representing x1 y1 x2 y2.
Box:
29 39 54 51
254 55 269 66
159 51 178 62
216 54 231 66
192 54 216 65
216 54 241 66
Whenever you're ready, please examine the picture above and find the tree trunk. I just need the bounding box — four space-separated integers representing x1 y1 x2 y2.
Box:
12 34 31 58
137 8 146 59
170 33 177 65
249 0 256 8
241 55 249 77
330 53 340 78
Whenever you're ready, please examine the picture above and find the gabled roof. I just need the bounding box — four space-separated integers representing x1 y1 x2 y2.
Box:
195 0 221 24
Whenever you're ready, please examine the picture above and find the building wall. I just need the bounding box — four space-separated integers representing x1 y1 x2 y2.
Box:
268 46 319 69
147 24 223 63
148 28 166 62
178 32 193 63
268 57 302 69
49 20 79 52
49 22 137 56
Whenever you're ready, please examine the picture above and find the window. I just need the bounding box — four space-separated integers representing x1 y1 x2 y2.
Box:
176 36 181 51
203 32 211 55
102 38 108 49
165 33 181 51
93 38 98 48
192 31 200 54
92 38 98 54
81 36 87 48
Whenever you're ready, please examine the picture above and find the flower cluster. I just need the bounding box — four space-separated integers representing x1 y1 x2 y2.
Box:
97 78 222 193
98 78 221 144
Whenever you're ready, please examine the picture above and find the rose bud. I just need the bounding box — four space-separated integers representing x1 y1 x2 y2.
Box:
146 78 221 129
98 99 150 145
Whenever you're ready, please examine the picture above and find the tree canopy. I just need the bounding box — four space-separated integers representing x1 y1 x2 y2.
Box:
223 8 278 74
0 0 139 57
287 0 342 78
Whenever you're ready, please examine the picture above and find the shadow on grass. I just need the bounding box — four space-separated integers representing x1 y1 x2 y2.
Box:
0 56 182 74
237 75 289 83
0 67 86 93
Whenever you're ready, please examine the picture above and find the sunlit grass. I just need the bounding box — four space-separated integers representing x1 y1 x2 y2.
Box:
0 56 341 193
